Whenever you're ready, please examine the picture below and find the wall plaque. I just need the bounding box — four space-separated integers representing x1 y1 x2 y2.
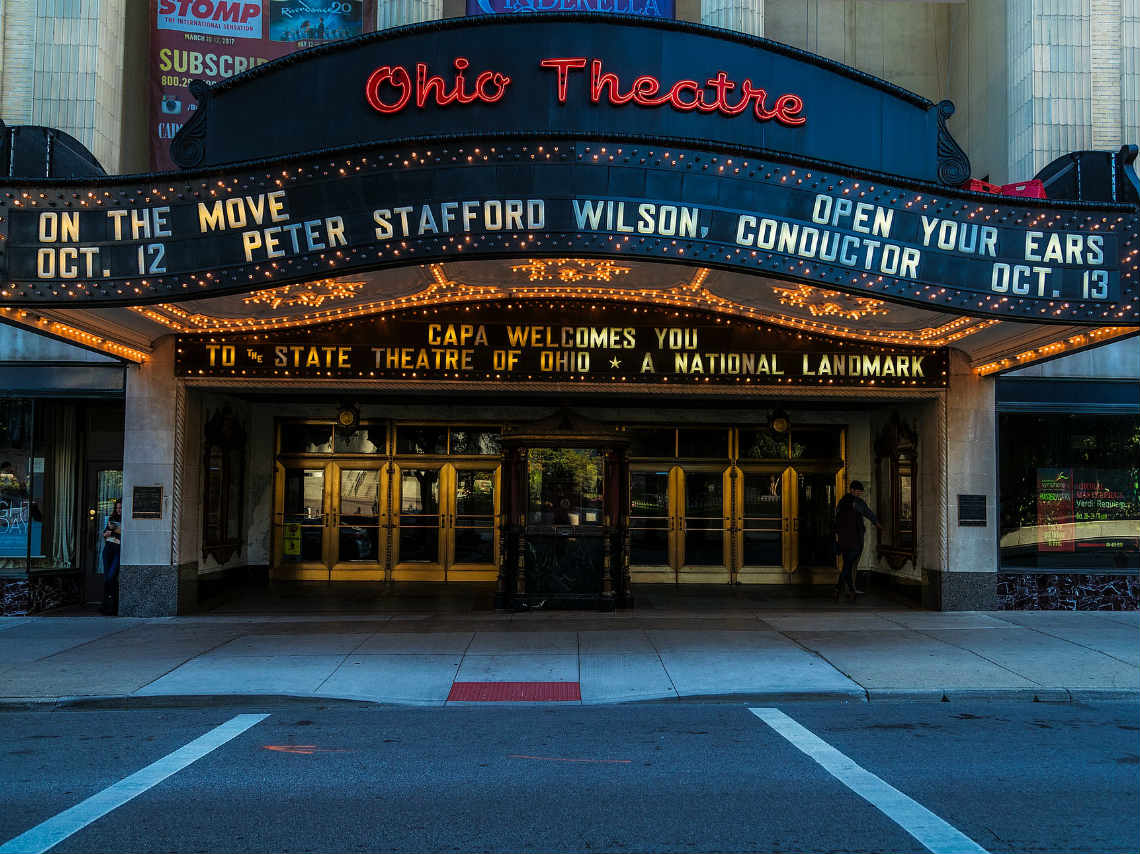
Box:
131 485 164 519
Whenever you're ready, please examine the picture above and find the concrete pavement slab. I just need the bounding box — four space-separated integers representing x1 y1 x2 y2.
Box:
789 629 1041 691
204 632 373 656
455 653 579 682
760 613 907 632
651 630 863 697
647 628 810 652
317 654 462 704
354 631 474 654
923 627 1140 690
987 612 1140 666
466 631 578 655
578 630 656 654
135 654 345 696
879 612 1020 630
580 653 677 703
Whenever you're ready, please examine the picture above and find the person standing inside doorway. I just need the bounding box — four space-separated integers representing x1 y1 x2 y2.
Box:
833 481 881 602
101 499 121 615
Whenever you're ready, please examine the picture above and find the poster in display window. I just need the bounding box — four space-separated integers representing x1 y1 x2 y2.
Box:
149 0 376 171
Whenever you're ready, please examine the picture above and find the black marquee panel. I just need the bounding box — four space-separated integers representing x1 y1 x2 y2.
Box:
2 139 1136 323
174 300 950 388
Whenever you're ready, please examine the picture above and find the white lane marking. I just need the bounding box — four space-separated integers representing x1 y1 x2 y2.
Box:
0 713 269 854
750 707 988 854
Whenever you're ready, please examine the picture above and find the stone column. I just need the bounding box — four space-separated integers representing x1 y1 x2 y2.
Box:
937 349 999 609
380 0 444 28
701 0 763 37
118 336 187 616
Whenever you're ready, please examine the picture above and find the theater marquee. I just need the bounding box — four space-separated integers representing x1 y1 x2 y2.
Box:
174 302 949 387
1 15 1136 326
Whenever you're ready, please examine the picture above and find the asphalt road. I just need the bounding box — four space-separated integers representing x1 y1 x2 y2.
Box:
1 699 1137 853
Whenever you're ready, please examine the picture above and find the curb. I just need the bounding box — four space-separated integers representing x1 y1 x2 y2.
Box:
865 687 1076 703
3 687 1136 709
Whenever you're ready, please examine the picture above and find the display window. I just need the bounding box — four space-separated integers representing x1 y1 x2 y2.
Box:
999 413 1140 571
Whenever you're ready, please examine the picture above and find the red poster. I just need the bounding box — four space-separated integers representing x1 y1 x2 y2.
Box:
149 1 375 171
1036 468 1074 552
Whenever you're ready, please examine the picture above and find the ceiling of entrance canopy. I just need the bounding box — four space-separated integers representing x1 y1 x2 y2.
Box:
34 258 1133 370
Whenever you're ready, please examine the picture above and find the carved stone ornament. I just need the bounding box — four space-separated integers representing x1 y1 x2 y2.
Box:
171 80 212 170
935 99 971 187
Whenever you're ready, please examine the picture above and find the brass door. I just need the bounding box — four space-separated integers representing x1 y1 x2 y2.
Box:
628 467 675 583
677 466 733 583
274 461 387 580
628 465 732 583
393 463 500 582
734 467 796 581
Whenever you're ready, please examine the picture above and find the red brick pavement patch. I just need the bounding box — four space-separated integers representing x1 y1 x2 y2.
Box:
447 681 582 702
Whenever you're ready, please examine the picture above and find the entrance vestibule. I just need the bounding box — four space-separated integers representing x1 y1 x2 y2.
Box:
269 418 847 599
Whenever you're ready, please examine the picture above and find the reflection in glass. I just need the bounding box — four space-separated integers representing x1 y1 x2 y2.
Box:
399 468 440 562
740 429 789 460
338 469 379 562
796 472 836 567
280 423 333 454
0 400 34 563
684 471 724 565
396 427 448 456
334 427 383 454
527 448 604 526
630 470 670 565
453 469 495 564
999 413 1140 570
742 472 783 566
449 429 502 456
282 467 324 561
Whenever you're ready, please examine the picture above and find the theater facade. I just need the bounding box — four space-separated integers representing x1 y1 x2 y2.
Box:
1 14 1137 614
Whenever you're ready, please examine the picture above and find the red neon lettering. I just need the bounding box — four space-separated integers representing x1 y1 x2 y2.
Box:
540 58 587 103
365 65 411 114
540 57 806 127
366 58 511 115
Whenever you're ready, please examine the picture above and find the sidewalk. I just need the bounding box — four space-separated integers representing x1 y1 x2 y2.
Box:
0 609 1136 706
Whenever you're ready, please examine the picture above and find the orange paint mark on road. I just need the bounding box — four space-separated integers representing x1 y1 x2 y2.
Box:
263 745 351 755
509 754 632 764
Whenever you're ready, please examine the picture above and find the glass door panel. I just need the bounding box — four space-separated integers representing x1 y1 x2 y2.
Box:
278 465 329 579
394 466 443 579
333 466 384 579
680 468 729 582
449 467 498 579
797 471 838 569
629 469 674 582
740 471 785 568
525 448 606 598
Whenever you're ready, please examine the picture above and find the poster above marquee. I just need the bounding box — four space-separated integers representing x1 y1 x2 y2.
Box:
174 301 950 386
2 138 1137 324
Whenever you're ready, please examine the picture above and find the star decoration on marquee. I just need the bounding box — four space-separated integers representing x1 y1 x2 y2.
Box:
771 284 890 321
241 279 365 310
510 258 633 283
609 357 621 368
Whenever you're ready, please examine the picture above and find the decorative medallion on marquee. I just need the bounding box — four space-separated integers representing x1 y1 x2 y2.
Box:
771 284 889 321
510 258 632 282
174 300 949 388
241 279 365 309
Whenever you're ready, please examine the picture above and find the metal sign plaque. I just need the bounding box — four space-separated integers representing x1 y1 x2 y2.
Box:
174 301 950 387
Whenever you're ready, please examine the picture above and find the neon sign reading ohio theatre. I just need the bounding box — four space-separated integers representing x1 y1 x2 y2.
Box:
364 56 807 126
